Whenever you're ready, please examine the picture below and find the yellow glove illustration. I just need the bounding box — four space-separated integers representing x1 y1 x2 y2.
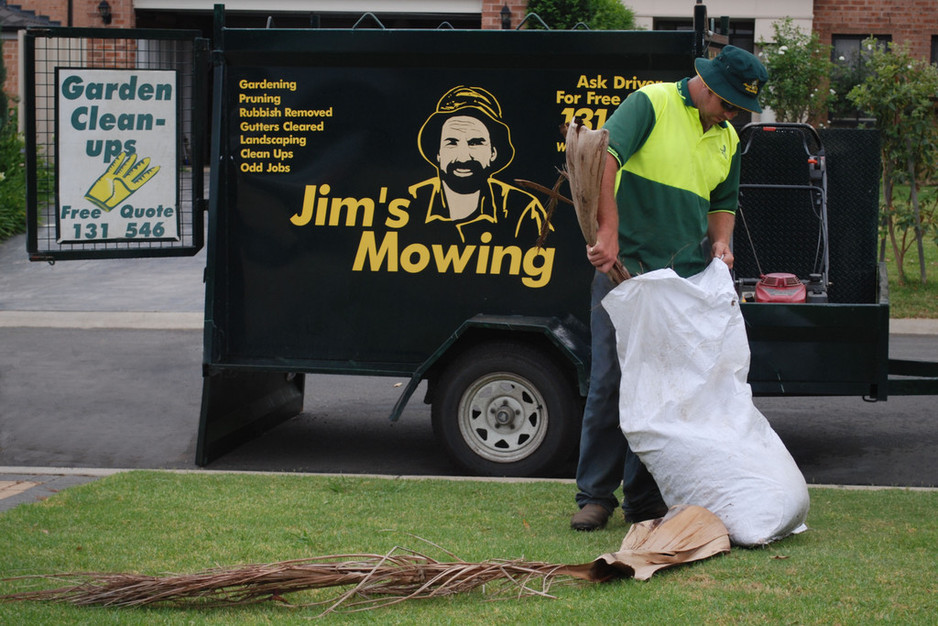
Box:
85 151 160 211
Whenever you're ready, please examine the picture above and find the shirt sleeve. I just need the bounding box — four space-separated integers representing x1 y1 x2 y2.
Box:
708 142 740 214
603 89 656 166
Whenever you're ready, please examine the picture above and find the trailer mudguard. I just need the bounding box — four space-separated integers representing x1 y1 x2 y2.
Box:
389 313 590 422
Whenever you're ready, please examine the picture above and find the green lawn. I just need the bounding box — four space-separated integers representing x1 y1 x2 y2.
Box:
881 183 938 318
1 471 936 624
885 239 938 318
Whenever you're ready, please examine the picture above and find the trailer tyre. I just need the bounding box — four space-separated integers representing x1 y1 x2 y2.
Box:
432 342 580 477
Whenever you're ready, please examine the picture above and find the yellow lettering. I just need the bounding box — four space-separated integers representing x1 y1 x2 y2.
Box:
432 244 476 273
291 185 316 226
291 185 385 228
401 243 431 273
314 185 330 226
522 247 554 288
586 91 620 106
475 232 492 272
350 231 554 288
329 196 374 227
352 231 398 271
386 198 410 228
491 246 522 275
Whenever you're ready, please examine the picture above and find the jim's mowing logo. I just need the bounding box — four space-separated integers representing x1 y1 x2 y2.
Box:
291 85 554 288
56 68 178 243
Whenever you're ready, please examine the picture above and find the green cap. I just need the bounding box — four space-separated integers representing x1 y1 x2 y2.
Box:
694 45 768 114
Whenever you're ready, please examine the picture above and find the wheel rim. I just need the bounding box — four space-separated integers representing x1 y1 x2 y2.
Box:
456 372 549 464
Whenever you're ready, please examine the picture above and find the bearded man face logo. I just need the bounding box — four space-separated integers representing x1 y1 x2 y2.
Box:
436 115 498 195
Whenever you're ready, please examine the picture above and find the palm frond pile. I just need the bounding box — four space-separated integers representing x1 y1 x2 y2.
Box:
2 549 594 615
1 505 729 615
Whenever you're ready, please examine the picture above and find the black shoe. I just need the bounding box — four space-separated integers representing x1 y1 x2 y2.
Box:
624 503 670 524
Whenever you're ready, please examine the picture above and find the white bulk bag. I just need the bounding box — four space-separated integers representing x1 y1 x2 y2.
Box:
602 259 809 546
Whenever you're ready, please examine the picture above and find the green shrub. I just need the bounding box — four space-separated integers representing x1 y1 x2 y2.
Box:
0 111 27 240
849 39 938 285
757 17 834 124
585 0 636 30
524 0 636 30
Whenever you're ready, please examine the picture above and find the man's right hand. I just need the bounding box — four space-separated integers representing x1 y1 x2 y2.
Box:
586 227 619 274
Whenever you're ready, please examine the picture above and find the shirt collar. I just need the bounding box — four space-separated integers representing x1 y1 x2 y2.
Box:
678 77 694 106
679 77 728 130
425 177 499 223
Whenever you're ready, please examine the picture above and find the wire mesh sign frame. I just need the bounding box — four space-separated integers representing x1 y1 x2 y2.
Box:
24 28 207 260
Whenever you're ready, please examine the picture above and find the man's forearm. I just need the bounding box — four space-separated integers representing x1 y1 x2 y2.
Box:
586 153 621 272
707 211 735 268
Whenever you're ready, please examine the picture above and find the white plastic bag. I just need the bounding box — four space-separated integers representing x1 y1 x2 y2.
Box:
602 259 809 546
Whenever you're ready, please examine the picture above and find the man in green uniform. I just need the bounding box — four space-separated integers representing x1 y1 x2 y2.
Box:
572 46 769 531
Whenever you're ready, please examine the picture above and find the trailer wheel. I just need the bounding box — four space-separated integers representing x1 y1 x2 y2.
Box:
432 342 580 477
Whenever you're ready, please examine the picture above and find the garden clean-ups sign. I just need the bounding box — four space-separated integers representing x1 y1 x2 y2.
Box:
56 68 178 243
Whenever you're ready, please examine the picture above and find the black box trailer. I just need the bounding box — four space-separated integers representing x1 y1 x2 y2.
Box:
22 5 938 478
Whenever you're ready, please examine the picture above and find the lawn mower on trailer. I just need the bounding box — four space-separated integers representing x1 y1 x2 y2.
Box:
732 123 830 304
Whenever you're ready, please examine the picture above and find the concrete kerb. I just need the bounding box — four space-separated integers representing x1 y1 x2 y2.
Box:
5 465 938 488
889 319 938 335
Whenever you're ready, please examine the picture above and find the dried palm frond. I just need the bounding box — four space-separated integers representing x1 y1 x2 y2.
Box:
563 118 606 247
564 118 631 285
1 507 730 615
517 118 630 284
0 548 593 615
588 504 731 581
516 173 571 249
535 172 568 249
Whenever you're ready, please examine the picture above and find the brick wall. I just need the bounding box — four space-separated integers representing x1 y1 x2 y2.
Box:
482 1 529 30
813 0 937 60
5 1 936 104
3 0 136 103
2 40 16 106
11 0 134 29
18 0 67 26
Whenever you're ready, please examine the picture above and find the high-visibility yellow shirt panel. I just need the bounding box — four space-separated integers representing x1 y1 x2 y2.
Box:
622 82 738 201
605 79 740 277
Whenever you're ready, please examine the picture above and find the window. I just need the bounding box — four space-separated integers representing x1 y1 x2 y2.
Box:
832 34 890 65
829 34 891 126
653 17 754 51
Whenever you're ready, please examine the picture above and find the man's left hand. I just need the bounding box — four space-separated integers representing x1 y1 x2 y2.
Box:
711 242 734 269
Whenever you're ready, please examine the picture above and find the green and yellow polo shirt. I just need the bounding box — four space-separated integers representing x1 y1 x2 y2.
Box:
604 77 740 278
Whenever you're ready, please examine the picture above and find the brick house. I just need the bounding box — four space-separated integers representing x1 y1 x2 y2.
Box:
3 1 937 118
1 2 59 107
812 0 938 64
